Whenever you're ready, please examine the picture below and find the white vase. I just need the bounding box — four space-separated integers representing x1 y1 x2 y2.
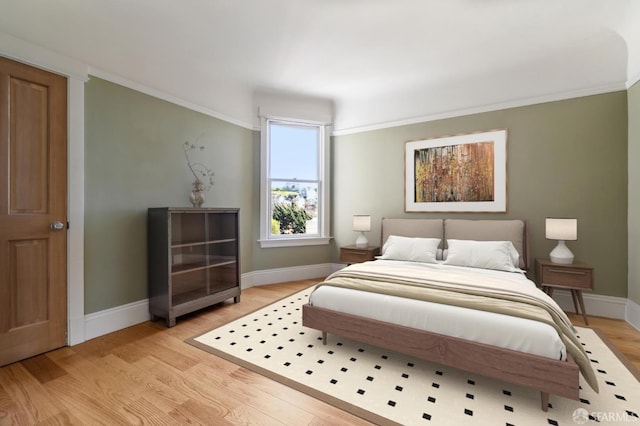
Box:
189 189 205 207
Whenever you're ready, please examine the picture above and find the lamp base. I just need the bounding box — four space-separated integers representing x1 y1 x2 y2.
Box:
355 232 368 248
549 240 574 264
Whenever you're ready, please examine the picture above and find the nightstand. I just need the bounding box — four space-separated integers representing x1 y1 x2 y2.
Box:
340 245 380 264
535 258 594 325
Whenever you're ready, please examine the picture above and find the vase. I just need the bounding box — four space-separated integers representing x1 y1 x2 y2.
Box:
189 189 205 207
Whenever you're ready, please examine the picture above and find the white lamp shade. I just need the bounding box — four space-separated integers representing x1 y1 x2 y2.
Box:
546 218 577 264
545 218 577 241
353 215 371 232
353 215 371 248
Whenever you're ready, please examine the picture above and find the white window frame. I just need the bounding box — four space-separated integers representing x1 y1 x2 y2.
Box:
259 115 331 248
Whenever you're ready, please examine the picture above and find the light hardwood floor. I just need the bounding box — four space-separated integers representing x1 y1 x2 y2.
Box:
1 279 638 425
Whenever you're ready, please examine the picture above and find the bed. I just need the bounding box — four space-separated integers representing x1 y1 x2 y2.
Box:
302 218 598 411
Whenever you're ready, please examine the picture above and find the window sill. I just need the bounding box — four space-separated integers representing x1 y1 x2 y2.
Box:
258 237 332 248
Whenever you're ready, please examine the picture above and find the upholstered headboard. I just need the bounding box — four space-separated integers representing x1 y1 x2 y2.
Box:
444 219 528 269
380 218 529 270
381 218 444 247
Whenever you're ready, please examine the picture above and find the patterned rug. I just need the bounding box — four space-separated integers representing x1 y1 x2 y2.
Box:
187 288 640 425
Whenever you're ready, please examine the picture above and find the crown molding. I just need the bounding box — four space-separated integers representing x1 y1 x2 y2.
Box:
0 31 88 81
88 67 255 131
332 81 627 136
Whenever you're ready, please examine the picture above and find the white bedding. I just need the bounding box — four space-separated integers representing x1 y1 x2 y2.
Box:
309 261 567 360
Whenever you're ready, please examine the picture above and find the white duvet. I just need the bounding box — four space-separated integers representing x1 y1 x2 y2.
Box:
309 260 567 360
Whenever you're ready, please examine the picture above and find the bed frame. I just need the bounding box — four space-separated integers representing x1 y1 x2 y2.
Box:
302 218 581 411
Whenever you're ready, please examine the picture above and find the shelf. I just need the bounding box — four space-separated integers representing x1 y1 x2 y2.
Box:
172 284 239 306
171 238 236 249
172 288 208 305
172 255 236 275
148 207 240 327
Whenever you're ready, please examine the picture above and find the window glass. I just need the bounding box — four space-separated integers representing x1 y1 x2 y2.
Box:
270 181 318 236
259 116 330 247
268 121 319 237
270 123 318 180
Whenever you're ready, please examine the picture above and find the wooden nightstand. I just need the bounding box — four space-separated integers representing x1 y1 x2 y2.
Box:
535 258 594 325
340 245 380 264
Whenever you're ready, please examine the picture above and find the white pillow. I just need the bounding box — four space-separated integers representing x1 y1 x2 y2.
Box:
443 239 522 272
379 235 441 264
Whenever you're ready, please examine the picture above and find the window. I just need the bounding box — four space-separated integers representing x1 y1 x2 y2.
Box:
259 117 331 247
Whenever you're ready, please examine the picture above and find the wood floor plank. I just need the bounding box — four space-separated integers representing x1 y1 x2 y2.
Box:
21 354 68 384
0 363 64 424
43 374 131 425
0 279 637 425
0 382 27 425
136 339 200 372
227 362 371 425
34 410 85 426
133 355 239 418
42 347 76 364
71 323 161 361
98 352 197 421
189 361 317 425
48 351 163 423
224 403 291 425
167 397 236 425
121 395 179 425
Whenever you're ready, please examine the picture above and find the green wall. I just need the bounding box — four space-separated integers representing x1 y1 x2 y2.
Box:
84 77 256 314
85 77 630 314
629 81 640 305
332 92 628 298
85 77 331 314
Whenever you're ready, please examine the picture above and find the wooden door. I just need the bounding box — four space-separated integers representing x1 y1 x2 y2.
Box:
0 57 67 366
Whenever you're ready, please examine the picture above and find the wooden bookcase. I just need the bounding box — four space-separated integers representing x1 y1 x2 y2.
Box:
148 207 241 327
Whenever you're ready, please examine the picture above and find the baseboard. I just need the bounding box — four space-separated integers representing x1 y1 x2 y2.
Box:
550 289 628 320
84 298 151 341
81 263 337 342
626 298 640 331
241 263 335 288
80 264 636 343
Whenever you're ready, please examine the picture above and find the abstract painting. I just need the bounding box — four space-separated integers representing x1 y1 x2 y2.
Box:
405 129 507 212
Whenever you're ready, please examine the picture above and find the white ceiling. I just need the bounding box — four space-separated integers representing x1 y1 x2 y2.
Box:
1 0 639 133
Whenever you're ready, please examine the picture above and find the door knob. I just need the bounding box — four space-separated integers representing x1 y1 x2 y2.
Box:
50 221 65 231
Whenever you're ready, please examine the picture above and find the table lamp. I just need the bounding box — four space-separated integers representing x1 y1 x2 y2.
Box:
545 218 577 264
353 215 371 248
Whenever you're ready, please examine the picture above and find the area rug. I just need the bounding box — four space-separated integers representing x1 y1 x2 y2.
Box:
187 288 640 425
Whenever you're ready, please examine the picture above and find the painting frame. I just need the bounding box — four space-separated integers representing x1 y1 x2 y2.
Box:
405 129 507 212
